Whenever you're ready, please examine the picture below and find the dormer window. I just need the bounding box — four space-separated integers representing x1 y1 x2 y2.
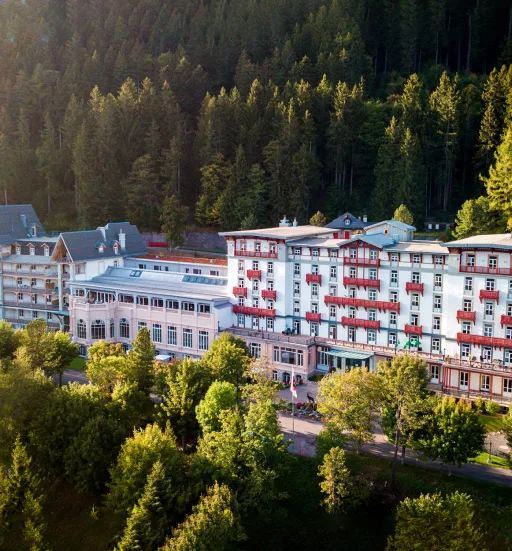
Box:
29 245 35 256
15 245 21 255
98 244 105 254
31 225 37 237
344 217 350 226
113 243 119 255
43 245 50 257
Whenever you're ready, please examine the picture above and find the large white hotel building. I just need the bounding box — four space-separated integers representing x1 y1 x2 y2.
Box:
2 205 512 405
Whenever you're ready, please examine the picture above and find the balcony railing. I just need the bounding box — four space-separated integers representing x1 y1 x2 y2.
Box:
343 277 380 290
233 305 276 317
456 333 512 348
324 296 344 306
234 250 277 258
305 312 321 323
479 289 499 302
261 289 277 300
339 297 401 313
246 269 262 280
501 315 512 327
406 282 424 295
341 317 380 331
460 265 512 275
404 324 422 336
457 310 476 322
306 273 322 284
232 286 247 297
343 257 380 267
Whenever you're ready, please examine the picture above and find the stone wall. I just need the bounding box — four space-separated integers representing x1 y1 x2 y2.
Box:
142 231 227 252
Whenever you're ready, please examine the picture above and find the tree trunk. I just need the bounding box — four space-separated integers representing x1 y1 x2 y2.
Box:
466 14 472 71
181 433 186 450
59 371 63 388
401 444 406 466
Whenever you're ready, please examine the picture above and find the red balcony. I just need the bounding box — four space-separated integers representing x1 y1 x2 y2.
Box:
246 269 262 280
306 273 322 284
344 257 380 267
501 315 512 327
456 310 476 322
460 265 512 276
405 324 422 337
232 286 247 297
261 289 276 300
233 305 276 317
343 277 380 290
324 296 344 306
479 289 499 302
339 297 401 313
341 317 380 331
406 282 424 295
306 312 321 323
456 333 512 349
234 250 277 258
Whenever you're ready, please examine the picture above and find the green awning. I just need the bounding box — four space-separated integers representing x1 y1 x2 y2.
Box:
325 349 373 360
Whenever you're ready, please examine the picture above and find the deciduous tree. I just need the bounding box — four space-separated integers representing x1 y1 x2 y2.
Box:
392 204 414 226
196 381 237 434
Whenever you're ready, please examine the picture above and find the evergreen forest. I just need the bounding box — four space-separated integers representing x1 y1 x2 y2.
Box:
1 0 511 231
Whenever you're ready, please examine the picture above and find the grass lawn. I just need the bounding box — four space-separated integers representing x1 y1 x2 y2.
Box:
470 451 511 470
69 357 86 372
479 414 506 433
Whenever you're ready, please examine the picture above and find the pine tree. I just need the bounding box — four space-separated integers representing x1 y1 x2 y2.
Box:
126 327 155 394
160 195 189 248
453 196 507 239
393 204 414 225
36 112 62 216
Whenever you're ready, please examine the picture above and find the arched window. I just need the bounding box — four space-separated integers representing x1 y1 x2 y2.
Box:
110 318 115 339
91 320 105 340
77 319 87 339
119 318 130 339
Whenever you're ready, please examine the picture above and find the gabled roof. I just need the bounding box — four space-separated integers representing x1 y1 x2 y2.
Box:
364 219 416 232
56 222 146 262
341 233 396 249
0 204 45 240
442 234 512 250
325 212 370 229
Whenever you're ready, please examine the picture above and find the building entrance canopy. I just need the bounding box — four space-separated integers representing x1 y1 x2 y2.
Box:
324 349 374 361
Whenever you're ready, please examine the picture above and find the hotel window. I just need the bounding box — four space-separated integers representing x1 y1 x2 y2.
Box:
77 319 87 339
310 322 319 336
253 298 259 308
198 331 209 351
505 350 512 365
110 318 115 338
330 266 337 279
183 328 193 348
267 317 274 331
460 371 469 388
30 245 37 254
330 249 337 258
504 378 512 393
368 309 377 321
270 243 276 254
349 307 356 319
390 253 398 262
153 265 162 271
433 296 442 311
237 314 245 327
433 316 441 330
294 248 301 256
252 261 259 270
464 277 472 292
430 364 440 382
485 302 494 317
273 346 279 362
312 265 319 275
329 325 337 339
255 241 261 252
482 347 493 362
268 262 274 275
489 256 497 269
349 267 356 278
390 271 398 285
463 299 472 312
250 343 261 358
367 330 376 345
311 284 319 297
467 254 475 266
329 285 336 296
411 294 420 308
485 278 495 291
370 249 377 260
410 314 419 326
209 270 219 276
293 320 300 333
413 254 420 265
434 274 442 289
43 245 49 256
120 319 130 339
137 296 149 306
91 320 106 340
151 298 164 308
166 299 179 310
267 281 275 292
238 278 245 288
462 322 471 334
348 327 356 342
138 263 147 270
252 279 259 292
389 332 397 345
238 260 244 272
329 305 336 318
432 338 441 353
182 302 195 312
412 272 420 284
484 324 493 337
294 263 300 277
390 312 397 325
240 241 246 251
390 291 398 303
17 293 24 301
349 287 356 299
137 321 147 332
369 268 377 280
508 304 512 316
312 248 319 258
294 301 300 315
369 289 377 301
153 324 162 343
481 374 490 391
311 302 319 314
435 256 443 267
461 344 471 359
350 248 356 259
17 277 22 286
267 300 275 310
294 282 300 296
15 245 21 255
19 310 24 318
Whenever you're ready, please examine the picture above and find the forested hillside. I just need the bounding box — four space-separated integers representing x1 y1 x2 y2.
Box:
0 0 511 230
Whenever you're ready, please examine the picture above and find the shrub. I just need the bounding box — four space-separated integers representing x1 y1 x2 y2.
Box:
485 400 500 416
473 397 485 414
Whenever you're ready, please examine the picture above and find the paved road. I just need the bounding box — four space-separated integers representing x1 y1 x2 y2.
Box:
60 369 88 386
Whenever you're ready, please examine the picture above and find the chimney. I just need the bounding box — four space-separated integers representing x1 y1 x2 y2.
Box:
20 214 26 228
119 230 126 251
363 214 368 223
292 217 298 227
358 216 361 220
279 215 291 228
99 225 106 241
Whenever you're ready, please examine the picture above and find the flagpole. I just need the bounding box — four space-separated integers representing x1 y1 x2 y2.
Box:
292 390 295 437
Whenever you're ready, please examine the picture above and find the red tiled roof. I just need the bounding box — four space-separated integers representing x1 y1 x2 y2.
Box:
138 253 227 266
